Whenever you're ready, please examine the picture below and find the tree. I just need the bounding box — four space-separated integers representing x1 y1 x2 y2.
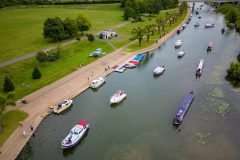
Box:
145 24 156 42
0 94 16 132
63 17 77 38
156 17 165 34
76 13 92 35
42 17 65 41
87 34 95 42
178 2 188 15
32 67 42 79
226 9 238 24
3 76 15 93
124 7 135 20
131 27 146 46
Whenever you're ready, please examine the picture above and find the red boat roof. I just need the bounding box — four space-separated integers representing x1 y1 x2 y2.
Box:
78 120 88 126
129 60 139 65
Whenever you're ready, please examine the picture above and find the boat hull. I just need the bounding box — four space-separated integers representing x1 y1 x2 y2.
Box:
53 100 73 114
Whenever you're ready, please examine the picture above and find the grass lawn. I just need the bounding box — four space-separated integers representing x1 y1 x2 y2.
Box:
0 3 123 62
0 110 28 147
0 39 114 100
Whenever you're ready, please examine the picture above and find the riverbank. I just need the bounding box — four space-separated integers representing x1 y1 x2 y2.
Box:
0 9 190 160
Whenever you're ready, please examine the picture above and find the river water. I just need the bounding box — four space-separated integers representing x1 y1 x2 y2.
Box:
17 3 240 160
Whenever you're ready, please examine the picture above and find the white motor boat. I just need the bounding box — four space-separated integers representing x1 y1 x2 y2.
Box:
110 90 127 104
61 120 89 149
53 99 73 114
194 22 200 27
153 65 165 76
196 59 204 77
175 40 183 48
205 23 214 28
90 77 105 89
177 50 185 57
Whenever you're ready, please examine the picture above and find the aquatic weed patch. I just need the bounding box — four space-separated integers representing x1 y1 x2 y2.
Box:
196 132 211 145
205 97 229 120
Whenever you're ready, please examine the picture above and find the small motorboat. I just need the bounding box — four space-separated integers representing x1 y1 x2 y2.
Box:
53 99 73 114
177 50 185 58
61 120 89 149
110 90 127 104
153 65 165 76
194 22 200 27
205 23 214 28
175 40 183 48
90 77 105 89
173 91 194 125
207 42 213 52
196 59 204 77
182 24 187 29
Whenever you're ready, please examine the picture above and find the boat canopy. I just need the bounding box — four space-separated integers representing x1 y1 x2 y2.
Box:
79 120 88 127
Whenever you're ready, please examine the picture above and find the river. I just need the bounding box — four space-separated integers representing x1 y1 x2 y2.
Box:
17 3 240 160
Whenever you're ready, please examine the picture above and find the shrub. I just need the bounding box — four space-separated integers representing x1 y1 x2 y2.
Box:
32 67 42 79
36 51 48 63
108 36 113 39
46 49 60 61
99 33 104 39
3 76 15 93
87 34 95 42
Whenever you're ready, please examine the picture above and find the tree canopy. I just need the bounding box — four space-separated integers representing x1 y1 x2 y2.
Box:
76 13 92 35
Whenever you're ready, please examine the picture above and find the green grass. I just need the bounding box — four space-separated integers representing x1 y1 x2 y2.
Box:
0 110 28 147
125 11 187 51
0 39 114 100
0 4 123 62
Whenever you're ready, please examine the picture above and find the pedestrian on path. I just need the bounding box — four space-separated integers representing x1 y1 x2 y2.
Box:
87 77 89 82
91 71 93 76
22 130 27 137
30 125 33 131
19 121 23 127
108 66 110 69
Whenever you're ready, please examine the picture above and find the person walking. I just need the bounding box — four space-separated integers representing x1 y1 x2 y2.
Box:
30 125 33 131
19 121 23 127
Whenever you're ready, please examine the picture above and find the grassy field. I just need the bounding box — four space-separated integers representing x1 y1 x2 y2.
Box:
0 3 123 62
0 39 114 100
0 110 28 147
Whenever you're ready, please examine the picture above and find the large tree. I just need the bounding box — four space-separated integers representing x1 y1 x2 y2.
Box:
63 17 77 38
76 13 92 35
42 17 65 42
145 24 156 42
131 27 146 46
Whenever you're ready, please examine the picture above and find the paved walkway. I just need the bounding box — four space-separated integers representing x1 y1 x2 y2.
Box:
0 21 131 68
0 11 189 160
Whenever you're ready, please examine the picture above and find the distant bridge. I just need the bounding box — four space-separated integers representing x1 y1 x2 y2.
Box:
180 0 240 2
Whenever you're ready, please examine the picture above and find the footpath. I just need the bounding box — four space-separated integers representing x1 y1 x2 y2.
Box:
0 11 189 160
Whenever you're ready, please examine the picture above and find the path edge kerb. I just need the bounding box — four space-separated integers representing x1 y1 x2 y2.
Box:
0 9 190 160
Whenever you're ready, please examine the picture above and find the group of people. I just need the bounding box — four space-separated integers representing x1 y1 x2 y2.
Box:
20 121 34 137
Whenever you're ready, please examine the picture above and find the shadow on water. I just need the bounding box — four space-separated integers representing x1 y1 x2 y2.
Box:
62 129 90 157
110 98 127 109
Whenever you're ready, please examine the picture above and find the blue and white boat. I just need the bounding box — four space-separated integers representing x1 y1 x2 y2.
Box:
133 54 144 62
173 91 194 125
